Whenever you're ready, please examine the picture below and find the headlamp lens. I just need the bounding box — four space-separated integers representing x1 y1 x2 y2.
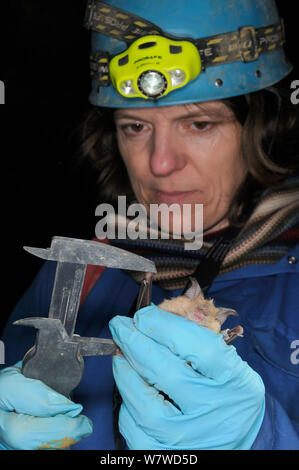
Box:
170 69 186 87
120 79 135 96
138 71 167 97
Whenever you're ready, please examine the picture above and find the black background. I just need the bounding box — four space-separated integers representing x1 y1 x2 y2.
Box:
1 0 299 333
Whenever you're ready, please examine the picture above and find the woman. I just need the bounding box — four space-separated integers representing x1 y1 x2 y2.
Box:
0 0 299 450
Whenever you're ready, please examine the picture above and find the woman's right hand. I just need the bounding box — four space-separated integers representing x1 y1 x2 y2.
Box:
0 362 93 450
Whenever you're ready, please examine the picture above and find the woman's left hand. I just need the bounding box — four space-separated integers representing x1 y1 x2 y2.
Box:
109 304 265 450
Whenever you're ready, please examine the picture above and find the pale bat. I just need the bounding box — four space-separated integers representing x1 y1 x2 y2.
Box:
136 274 243 344
157 277 243 344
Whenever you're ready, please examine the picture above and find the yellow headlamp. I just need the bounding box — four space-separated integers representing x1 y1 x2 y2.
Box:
109 35 202 100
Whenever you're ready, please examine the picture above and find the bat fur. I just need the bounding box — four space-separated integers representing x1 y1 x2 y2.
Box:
157 277 243 344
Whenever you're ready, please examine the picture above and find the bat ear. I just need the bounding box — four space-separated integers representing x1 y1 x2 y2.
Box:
216 307 238 326
184 277 203 299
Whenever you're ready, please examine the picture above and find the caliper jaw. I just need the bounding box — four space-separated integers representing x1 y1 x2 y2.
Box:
14 317 118 398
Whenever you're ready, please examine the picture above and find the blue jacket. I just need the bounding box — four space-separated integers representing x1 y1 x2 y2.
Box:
1 242 299 450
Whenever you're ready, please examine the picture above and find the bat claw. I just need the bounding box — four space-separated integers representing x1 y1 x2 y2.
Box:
222 326 244 344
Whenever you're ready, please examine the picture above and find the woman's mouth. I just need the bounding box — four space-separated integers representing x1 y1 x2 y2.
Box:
155 190 199 204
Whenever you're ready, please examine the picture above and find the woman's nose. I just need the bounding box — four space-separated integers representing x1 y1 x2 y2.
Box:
149 127 186 176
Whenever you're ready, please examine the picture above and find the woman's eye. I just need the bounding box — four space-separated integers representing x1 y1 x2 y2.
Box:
189 121 212 131
120 123 145 135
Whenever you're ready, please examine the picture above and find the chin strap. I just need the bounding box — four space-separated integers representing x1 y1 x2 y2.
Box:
184 225 241 295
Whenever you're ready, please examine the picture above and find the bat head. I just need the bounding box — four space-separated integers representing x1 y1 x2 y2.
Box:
184 277 238 326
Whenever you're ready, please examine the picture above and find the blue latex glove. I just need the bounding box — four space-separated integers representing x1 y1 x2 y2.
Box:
0 362 93 450
109 304 265 450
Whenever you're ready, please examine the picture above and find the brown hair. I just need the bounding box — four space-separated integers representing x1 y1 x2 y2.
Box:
78 86 299 227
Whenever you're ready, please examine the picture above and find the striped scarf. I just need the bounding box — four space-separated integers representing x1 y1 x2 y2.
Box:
109 174 299 290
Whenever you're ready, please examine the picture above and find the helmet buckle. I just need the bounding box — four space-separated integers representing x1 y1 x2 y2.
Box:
238 26 259 62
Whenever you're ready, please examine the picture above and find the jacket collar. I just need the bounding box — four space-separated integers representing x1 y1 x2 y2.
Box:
215 242 299 281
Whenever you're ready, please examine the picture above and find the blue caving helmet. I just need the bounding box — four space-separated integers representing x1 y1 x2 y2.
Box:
84 0 292 108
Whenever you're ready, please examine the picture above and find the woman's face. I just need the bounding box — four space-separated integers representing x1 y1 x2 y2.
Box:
115 101 247 234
